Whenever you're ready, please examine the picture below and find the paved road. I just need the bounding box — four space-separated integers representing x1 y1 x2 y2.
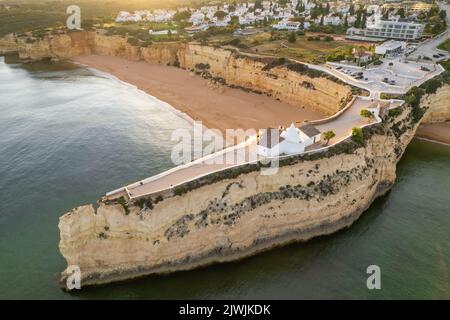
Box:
408 2 450 61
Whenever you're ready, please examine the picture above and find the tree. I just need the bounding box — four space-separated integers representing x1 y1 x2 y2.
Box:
361 11 367 28
344 14 348 28
255 0 263 10
173 10 191 22
349 4 355 16
360 109 374 122
351 127 364 145
325 3 330 15
397 8 405 19
323 130 336 145
288 31 296 43
320 15 324 25
214 11 227 20
354 10 362 28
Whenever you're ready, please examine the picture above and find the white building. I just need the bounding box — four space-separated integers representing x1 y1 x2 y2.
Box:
149 29 177 35
375 40 407 55
322 15 342 26
297 124 322 146
257 123 321 157
189 12 205 26
346 11 424 40
272 20 301 31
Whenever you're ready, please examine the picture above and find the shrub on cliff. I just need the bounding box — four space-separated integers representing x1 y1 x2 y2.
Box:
288 32 296 43
388 108 402 118
134 198 153 210
174 186 188 196
421 78 442 94
127 37 139 46
351 127 364 145
117 196 130 215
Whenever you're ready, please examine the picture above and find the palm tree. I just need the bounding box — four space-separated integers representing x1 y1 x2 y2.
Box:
323 130 336 145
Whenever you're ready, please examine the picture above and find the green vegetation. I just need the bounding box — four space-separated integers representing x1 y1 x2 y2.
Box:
440 59 450 72
288 31 296 43
424 6 447 36
351 127 364 145
134 197 153 210
380 92 404 100
174 186 188 196
0 0 191 37
360 109 374 120
437 38 450 52
117 196 130 215
388 108 402 118
323 131 336 145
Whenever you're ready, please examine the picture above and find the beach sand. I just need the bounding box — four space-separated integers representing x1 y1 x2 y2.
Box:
416 122 450 145
73 55 323 132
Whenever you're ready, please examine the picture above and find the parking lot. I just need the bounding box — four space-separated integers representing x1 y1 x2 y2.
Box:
328 57 443 96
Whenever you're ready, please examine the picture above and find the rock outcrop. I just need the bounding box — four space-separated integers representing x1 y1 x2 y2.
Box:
57 87 448 288
420 85 450 123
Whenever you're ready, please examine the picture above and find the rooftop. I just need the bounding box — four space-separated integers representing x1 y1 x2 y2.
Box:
299 124 321 138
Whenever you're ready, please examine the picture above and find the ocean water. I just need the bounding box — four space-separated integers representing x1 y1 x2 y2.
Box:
0 55 449 299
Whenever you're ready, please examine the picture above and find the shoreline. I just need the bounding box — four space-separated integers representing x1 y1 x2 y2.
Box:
415 122 450 145
72 54 324 133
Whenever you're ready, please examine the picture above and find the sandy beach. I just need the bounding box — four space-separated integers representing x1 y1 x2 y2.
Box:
415 122 450 145
73 55 323 132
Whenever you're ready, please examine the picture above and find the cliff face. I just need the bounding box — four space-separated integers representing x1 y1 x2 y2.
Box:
420 85 450 123
0 34 18 54
177 44 352 115
57 87 445 288
0 32 353 115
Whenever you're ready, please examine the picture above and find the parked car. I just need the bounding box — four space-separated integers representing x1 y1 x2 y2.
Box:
388 62 394 66
433 54 440 58
336 66 342 70
423 56 431 60
383 77 389 83
389 80 396 85
421 66 431 71
438 53 445 57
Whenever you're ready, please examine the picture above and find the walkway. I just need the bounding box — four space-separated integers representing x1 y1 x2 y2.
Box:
108 97 395 200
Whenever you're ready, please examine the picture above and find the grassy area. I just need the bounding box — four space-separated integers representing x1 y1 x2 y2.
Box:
440 59 450 72
241 33 370 64
437 38 450 52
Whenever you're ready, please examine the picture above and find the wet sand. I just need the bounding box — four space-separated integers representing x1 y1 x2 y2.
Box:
73 55 323 132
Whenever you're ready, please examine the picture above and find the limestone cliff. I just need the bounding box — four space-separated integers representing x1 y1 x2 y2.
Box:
0 34 17 54
177 44 353 115
58 88 446 288
0 31 355 115
420 85 450 123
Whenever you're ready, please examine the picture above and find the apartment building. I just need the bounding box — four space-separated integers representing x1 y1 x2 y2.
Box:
346 12 424 41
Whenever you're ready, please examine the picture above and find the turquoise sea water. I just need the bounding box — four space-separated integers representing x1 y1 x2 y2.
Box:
0 55 449 299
